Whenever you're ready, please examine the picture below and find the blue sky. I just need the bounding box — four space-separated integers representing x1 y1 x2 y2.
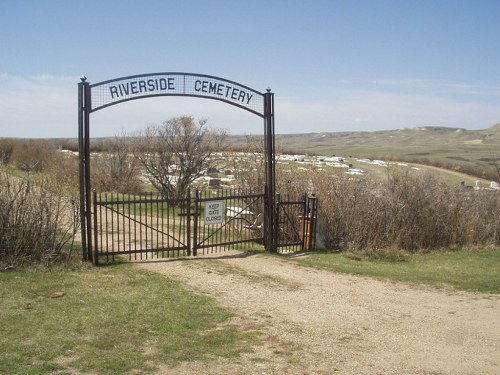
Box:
1 0 499 138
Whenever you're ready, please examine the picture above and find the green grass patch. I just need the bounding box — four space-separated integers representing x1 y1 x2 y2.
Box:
293 248 500 294
0 264 259 374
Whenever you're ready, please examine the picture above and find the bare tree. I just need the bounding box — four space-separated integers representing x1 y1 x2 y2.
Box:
227 135 265 192
133 116 228 199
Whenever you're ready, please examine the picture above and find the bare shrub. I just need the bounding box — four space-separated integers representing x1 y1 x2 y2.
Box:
0 167 78 267
452 189 500 246
229 135 266 192
307 170 371 250
282 166 500 252
9 139 57 172
39 148 80 195
92 134 142 194
0 138 17 164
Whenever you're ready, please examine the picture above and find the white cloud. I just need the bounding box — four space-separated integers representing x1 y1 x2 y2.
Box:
34 74 55 81
354 117 369 122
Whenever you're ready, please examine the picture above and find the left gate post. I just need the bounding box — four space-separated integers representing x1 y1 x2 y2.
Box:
78 76 93 262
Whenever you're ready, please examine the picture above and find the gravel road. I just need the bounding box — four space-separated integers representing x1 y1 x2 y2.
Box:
136 250 500 374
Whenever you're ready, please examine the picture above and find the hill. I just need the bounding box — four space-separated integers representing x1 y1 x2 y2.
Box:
265 124 500 182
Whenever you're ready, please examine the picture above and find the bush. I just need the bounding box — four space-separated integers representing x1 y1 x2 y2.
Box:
275 164 500 252
0 138 17 165
0 167 78 267
9 139 57 172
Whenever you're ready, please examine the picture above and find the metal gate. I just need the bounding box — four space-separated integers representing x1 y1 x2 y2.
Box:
93 189 316 264
78 73 277 263
192 189 265 255
93 192 192 263
276 194 318 253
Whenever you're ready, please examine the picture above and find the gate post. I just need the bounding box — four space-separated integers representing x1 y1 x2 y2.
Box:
78 78 86 260
78 76 92 262
263 89 277 252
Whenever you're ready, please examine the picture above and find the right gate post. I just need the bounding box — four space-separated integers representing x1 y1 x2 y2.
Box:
263 89 277 252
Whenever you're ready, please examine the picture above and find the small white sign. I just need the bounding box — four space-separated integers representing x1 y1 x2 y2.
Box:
204 200 225 225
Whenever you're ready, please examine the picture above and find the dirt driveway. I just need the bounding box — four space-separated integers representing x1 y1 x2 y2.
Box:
136 250 500 375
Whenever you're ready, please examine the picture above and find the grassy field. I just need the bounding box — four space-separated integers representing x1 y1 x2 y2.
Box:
0 263 259 375
292 248 500 294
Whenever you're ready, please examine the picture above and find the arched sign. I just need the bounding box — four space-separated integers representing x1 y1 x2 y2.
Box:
89 72 265 117
78 73 276 261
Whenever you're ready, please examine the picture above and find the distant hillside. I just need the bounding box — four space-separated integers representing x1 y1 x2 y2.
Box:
273 124 500 156
231 123 500 182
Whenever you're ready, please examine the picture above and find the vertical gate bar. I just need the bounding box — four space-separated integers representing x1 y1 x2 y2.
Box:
100 194 105 262
139 195 142 260
149 195 152 256
110 193 115 259
97 193 102 262
123 193 126 254
210 192 214 253
311 196 318 249
217 190 221 252
170 197 173 257
229 194 233 249
156 193 160 258
151 193 155 256
193 190 199 256
144 194 148 259
128 193 131 258
307 196 312 249
301 193 308 250
308 196 315 249
117 193 123 251
133 193 137 260
275 193 281 252
178 198 182 257
162 194 166 256
210 190 214 253
93 191 98 265
119 193 122 256
187 189 191 256
104 193 110 262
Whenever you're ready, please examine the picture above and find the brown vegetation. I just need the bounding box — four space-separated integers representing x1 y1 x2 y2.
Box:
277 165 499 252
0 167 78 267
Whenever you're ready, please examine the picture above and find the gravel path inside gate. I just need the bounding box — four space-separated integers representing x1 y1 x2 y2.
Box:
136 250 500 375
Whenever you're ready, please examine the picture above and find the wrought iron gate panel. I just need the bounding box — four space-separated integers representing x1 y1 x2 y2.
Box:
93 189 265 263
276 194 318 253
193 189 265 255
93 189 315 263
93 192 191 264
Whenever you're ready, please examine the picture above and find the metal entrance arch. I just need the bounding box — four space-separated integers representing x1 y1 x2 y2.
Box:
78 72 276 262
